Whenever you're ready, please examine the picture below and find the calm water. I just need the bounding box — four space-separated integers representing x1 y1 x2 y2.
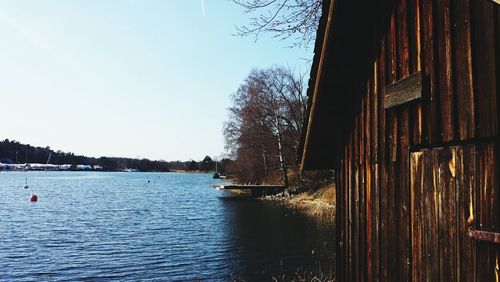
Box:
0 171 334 281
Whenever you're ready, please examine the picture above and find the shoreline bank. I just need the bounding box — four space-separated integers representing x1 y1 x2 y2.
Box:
266 184 336 222
221 182 336 222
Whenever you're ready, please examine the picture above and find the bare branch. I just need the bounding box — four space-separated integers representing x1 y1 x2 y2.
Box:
232 0 323 47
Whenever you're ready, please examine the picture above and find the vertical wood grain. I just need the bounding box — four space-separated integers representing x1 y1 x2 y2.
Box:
452 0 475 140
410 151 425 282
436 0 454 141
471 0 498 138
457 146 476 282
420 0 440 144
476 143 498 282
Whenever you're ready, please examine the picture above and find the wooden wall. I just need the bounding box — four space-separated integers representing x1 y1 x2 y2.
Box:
333 0 500 280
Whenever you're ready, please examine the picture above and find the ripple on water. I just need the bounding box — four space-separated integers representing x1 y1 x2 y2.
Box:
0 171 335 281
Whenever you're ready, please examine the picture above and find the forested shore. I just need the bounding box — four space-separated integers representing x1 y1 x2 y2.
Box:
0 139 225 173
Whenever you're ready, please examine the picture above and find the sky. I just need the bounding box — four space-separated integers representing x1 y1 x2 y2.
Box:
0 0 313 161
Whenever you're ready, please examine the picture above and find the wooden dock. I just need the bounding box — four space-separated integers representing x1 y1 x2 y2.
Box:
214 184 286 196
214 184 285 190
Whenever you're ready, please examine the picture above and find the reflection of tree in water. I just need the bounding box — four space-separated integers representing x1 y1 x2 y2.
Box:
218 196 335 280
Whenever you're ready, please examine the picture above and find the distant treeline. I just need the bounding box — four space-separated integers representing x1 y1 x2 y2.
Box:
167 156 233 174
0 139 229 173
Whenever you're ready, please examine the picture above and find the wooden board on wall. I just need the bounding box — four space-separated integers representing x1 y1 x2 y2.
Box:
384 71 423 109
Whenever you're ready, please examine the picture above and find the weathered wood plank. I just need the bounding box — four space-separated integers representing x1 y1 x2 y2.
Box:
476 143 498 282
369 59 380 282
388 11 400 282
425 149 440 282
472 0 498 138
436 0 454 142
457 145 476 282
409 0 423 145
497 6 500 149
371 24 383 282
388 15 399 163
420 0 439 144
378 34 389 282
365 78 372 282
384 71 423 109
348 133 353 282
408 0 420 73
397 0 410 80
452 0 475 140
389 11 398 85
411 102 424 145
353 111 360 282
396 1 412 278
398 108 411 282
371 57 380 282
372 61 379 163
359 85 367 282
371 162 380 282
410 151 425 282
438 148 457 282
387 118 399 282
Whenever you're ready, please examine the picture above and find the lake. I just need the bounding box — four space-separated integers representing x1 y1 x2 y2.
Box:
0 171 335 281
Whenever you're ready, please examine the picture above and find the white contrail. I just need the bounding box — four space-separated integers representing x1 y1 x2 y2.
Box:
201 0 205 16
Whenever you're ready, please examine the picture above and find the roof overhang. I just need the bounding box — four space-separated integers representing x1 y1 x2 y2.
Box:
299 0 382 170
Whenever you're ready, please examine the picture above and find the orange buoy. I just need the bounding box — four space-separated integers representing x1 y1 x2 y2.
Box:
30 194 38 202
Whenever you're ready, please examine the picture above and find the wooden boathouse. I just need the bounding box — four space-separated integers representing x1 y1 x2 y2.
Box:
299 0 500 280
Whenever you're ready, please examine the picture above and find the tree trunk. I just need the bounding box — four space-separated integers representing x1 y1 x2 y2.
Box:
275 115 288 187
262 149 268 176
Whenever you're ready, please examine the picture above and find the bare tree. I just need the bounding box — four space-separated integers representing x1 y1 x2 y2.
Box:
232 0 323 47
224 66 306 185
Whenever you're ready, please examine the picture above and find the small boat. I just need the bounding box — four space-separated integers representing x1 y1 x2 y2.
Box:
23 178 29 189
213 161 221 179
124 168 139 172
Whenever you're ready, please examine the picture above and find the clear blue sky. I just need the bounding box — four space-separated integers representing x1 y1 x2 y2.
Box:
0 0 313 161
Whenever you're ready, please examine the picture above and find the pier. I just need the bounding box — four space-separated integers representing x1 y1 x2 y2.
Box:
214 184 286 197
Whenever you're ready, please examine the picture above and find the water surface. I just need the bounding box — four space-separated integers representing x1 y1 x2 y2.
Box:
0 171 334 281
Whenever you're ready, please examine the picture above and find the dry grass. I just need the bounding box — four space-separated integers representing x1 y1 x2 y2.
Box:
266 184 336 221
288 184 335 219
230 269 334 282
